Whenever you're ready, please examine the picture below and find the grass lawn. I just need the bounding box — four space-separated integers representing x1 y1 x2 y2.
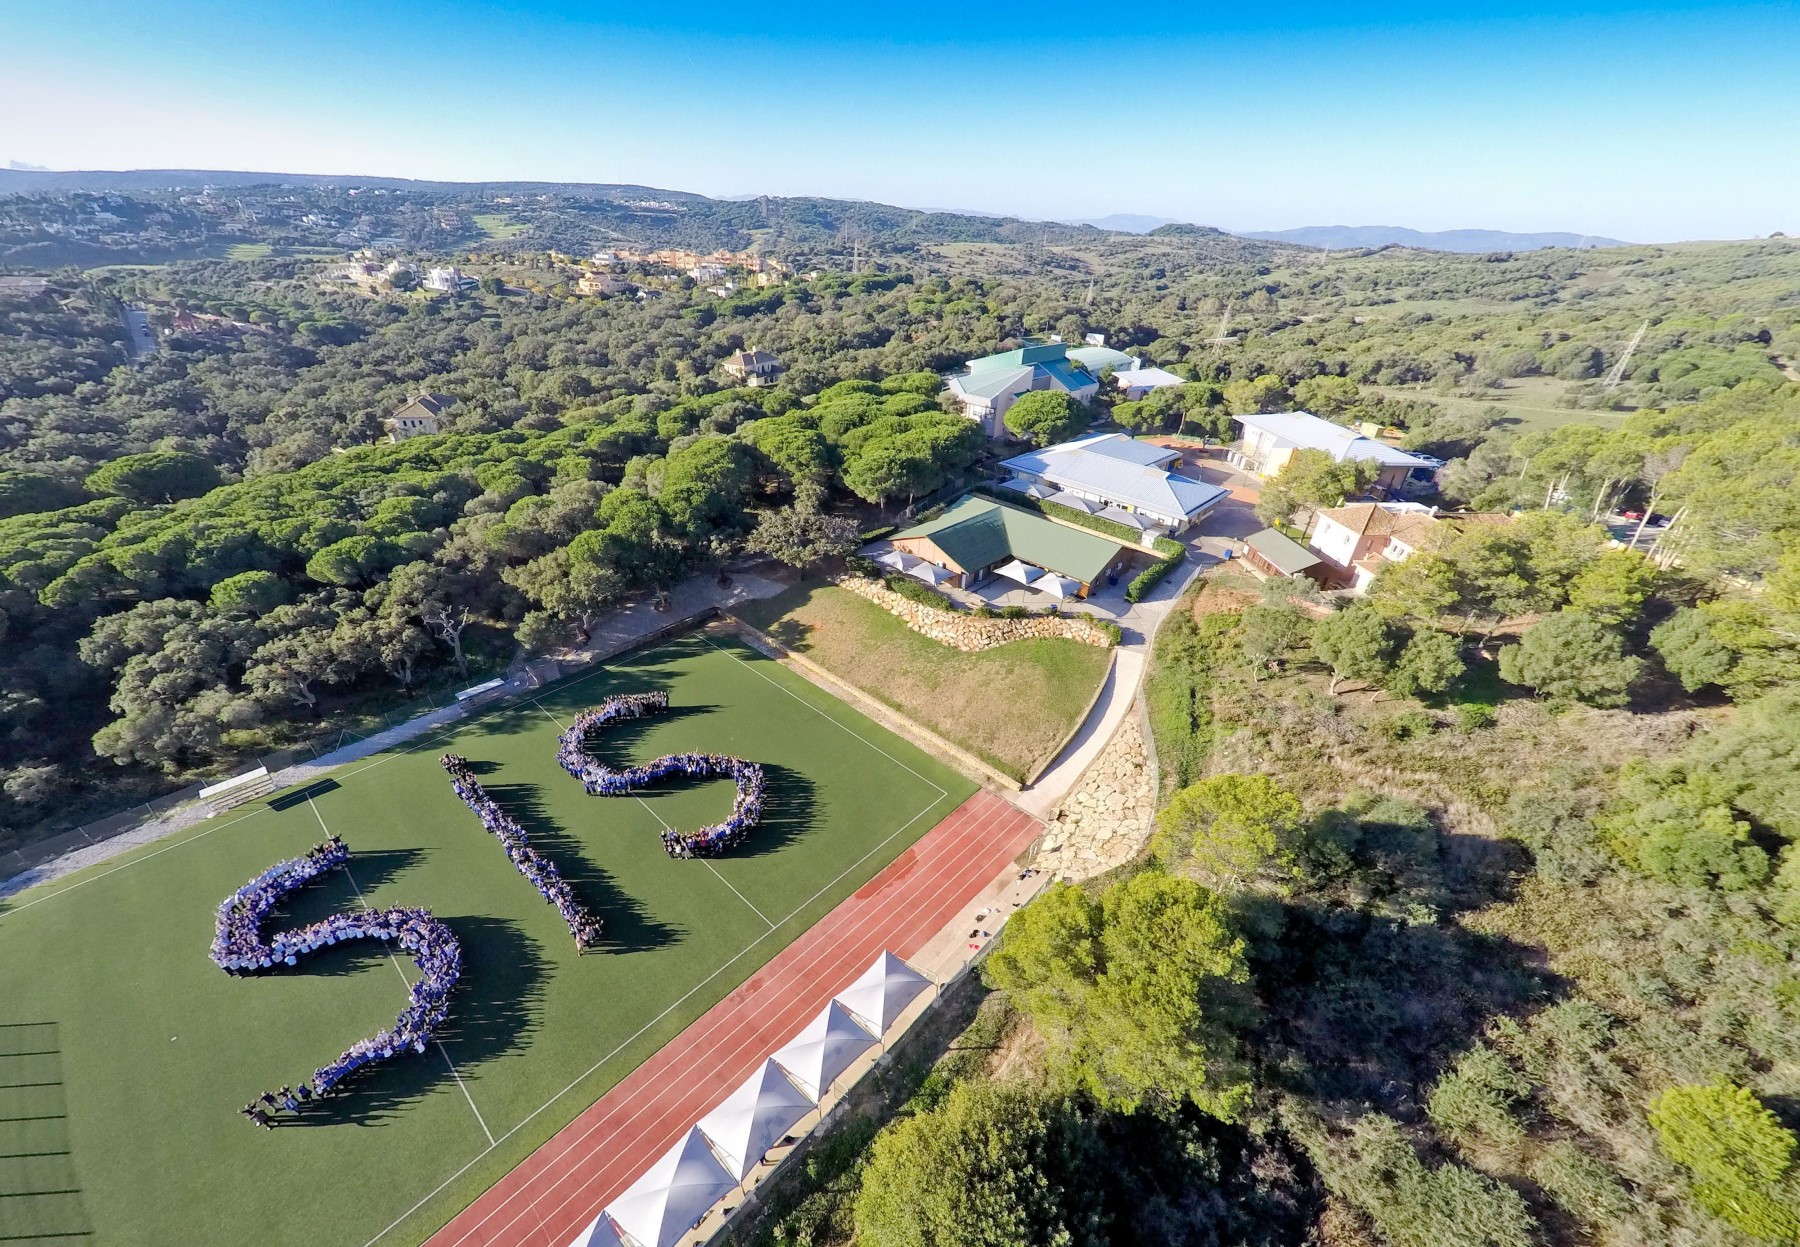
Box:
0 632 971 1247
733 583 1113 781
471 214 527 242
1371 377 1632 435
224 242 273 261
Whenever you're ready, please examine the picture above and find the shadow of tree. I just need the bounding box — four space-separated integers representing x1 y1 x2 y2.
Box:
764 618 812 651
279 915 545 1128
483 782 679 955
1251 826 1564 1121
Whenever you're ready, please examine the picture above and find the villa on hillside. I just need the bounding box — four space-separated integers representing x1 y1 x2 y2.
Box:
998 433 1227 536
945 343 1099 439
886 496 1132 600
721 348 785 386
1229 410 1440 497
1306 501 1510 592
385 392 455 442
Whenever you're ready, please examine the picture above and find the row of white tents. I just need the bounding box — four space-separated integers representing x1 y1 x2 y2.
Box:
875 547 1080 599
569 952 934 1247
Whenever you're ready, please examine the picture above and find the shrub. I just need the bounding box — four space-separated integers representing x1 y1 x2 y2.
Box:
1001 605 1030 619
844 553 883 578
971 604 996 618
1089 618 1123 645
1379 710 1437 741
859 524 897 541
1454 702 1497 733
883 573 955 611
1529 1141 1632 1224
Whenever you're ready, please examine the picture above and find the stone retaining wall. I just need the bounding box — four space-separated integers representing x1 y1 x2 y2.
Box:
1036 714 1156 879
837 575 1115 652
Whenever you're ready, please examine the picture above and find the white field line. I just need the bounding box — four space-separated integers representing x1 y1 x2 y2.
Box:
311 797 496 1149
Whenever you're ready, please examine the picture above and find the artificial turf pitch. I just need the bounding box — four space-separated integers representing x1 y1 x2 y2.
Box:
0 632 975 1247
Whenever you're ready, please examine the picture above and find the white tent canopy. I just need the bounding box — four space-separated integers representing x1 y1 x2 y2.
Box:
1037 574 1080 600
566 1213 627 1247
772 1001 878 1101
905 561 954 586
604 1127 737 1247
1045 490 1096 513
698 1060 817 1181
999 478 1052 499
992 558 1043 586
834 952 933 1037
1097 505 1151 530
874 549 919 572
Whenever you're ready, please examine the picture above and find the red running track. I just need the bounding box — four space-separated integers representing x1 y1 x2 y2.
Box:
424 789 1040 1247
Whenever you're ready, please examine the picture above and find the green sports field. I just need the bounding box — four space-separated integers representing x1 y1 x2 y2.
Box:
0 632 973 1247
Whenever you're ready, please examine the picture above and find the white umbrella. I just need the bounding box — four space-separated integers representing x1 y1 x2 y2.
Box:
566 1213 627 1247
874 549 919 572
906 562 954 586
1037 574 1079 600
834 952 933 1038
1045 491 1096 513
992 558 1043 586
604 1127 737 1247
772 1001 878 1101
698 1060 817 1180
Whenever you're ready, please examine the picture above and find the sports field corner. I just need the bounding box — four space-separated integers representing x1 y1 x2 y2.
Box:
0 630 976 1247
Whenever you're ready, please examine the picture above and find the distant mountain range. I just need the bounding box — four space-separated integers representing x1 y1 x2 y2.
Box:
0 168 1632 255
1240 225 1630 252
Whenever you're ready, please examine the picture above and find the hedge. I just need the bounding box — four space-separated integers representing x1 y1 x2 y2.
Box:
1125 551 1183 603
882 573 957 611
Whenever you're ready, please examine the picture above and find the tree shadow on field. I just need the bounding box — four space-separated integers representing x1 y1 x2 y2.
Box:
280 916 545 1128
484 782 679 955
764 617 813 651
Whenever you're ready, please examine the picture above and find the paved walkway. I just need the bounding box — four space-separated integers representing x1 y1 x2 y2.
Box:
0 571 791 901
420 791 1041 1247
1015 496 1260 818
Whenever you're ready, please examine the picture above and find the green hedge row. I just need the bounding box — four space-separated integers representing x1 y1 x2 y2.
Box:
1124 552 1183 603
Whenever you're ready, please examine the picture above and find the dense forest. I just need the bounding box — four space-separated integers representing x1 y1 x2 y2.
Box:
3 183 1800 1246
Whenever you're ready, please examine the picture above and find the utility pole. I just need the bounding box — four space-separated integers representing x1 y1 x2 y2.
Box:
1204 308 1235 345
1603 320 1649 391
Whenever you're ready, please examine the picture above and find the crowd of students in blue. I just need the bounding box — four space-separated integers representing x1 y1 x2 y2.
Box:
209 690 766 1125
210 835 462 1127
553 691 767 857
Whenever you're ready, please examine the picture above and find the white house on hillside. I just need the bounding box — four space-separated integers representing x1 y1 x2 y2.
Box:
424 266 476 293
384 392 455 442
1307 501 1510 592
1229 410 1439 497
946 343 1100 439
999 432 1228 536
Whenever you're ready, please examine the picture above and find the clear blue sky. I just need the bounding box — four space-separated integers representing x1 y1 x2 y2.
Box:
3 0 1794 241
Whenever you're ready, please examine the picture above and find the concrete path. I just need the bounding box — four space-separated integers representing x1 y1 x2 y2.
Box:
0 570 791 901
1014 496 1261 818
